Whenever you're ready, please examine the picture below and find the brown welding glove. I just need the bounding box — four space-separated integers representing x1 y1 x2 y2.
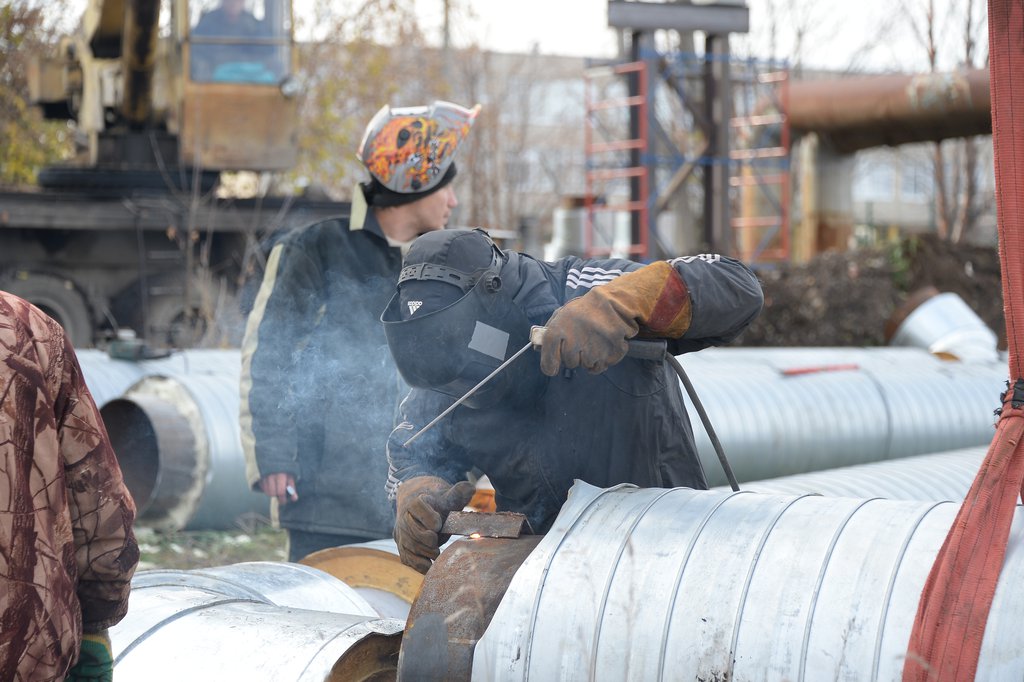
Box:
395 476 477 574
540 260 692 376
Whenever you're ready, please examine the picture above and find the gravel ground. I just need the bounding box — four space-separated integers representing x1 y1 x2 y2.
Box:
135 520 287 571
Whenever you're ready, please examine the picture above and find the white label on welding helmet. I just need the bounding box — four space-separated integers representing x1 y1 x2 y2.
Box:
469 321 510 361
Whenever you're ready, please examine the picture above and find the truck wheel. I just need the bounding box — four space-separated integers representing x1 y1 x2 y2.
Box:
1 272 94 347
111 273 235 348
147 294 212 348
146 287 243 348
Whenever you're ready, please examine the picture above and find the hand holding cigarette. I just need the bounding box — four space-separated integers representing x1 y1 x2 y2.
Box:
259 472 299 505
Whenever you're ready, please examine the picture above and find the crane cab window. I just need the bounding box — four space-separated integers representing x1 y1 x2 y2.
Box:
189 0 290 84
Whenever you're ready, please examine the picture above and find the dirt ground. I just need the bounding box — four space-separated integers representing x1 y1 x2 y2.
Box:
735 234 1005 349
135 522 286 570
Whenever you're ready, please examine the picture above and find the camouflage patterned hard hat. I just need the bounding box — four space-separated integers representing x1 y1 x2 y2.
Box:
357 100 481 195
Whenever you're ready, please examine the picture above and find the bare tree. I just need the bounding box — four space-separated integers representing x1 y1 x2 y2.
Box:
735 0 845 74
900 0 988 244
951 0 983 244
279 0 444 198
449 46 585 247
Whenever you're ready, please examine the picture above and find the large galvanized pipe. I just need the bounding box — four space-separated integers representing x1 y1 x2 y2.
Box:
76 349 150 406
676 347 1004 485
138 349 242 377
101 368 267 530
83 346 1000 519
111 563 402 680
788 69 991 153
886 288 999 363
688 345 986 369
129 561 379 616
151 349 243 376
472 481 1024 680
77 349 242 407
717 445 987 501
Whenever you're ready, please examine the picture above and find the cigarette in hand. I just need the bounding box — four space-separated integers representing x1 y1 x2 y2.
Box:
285 484 297 500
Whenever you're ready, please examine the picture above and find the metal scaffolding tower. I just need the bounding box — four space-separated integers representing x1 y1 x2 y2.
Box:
583 60 650 258
730 63 791 265
581 2 791 266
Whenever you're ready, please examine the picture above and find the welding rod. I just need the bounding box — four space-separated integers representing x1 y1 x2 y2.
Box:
403 327 669 448
403 341 535 447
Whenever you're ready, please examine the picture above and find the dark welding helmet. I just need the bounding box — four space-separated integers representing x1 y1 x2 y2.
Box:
381 228 542 409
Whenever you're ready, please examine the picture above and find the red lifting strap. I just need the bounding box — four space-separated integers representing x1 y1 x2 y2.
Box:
903 1 1024 679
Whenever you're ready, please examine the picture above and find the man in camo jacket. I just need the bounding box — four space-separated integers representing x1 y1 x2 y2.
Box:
0 290 139 681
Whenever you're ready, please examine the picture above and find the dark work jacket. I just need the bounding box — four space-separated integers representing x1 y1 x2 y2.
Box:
241 197 402 538
386 251 764 533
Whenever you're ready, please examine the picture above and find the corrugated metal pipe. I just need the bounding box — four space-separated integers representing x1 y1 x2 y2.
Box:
717 445 987 502
472 481 1024 680
76 350 150 406
885 287 1000 363
128 561 380 615
100 365 267 530
111 562 402 680
77 349 242 407
677 346 1004 486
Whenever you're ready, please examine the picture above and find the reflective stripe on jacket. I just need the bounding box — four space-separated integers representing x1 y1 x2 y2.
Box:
241 209 403 537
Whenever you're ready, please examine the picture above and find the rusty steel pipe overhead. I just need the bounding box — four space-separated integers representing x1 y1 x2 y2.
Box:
788 69 991 153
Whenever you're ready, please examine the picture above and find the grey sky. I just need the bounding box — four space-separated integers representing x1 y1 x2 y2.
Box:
412 0 987 73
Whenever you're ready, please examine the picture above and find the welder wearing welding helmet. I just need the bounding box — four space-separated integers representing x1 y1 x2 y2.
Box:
381 228 765 574
382 228 545 410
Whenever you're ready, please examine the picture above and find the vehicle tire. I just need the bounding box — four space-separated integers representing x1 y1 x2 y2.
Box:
0 272 94 347
147 292 213 349
113 273 237 348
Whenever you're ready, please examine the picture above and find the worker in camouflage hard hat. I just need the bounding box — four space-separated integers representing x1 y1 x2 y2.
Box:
241 100 480 563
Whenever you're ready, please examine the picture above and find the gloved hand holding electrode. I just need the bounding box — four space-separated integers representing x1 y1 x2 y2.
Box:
537 259 693 376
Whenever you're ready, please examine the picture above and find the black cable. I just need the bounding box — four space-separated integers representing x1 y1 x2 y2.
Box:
665 352 740 492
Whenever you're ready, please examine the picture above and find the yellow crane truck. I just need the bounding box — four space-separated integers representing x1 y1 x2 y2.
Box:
2 0 346 348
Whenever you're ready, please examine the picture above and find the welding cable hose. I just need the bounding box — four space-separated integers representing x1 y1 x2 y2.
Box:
664 352 740 492
533 324 739 492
